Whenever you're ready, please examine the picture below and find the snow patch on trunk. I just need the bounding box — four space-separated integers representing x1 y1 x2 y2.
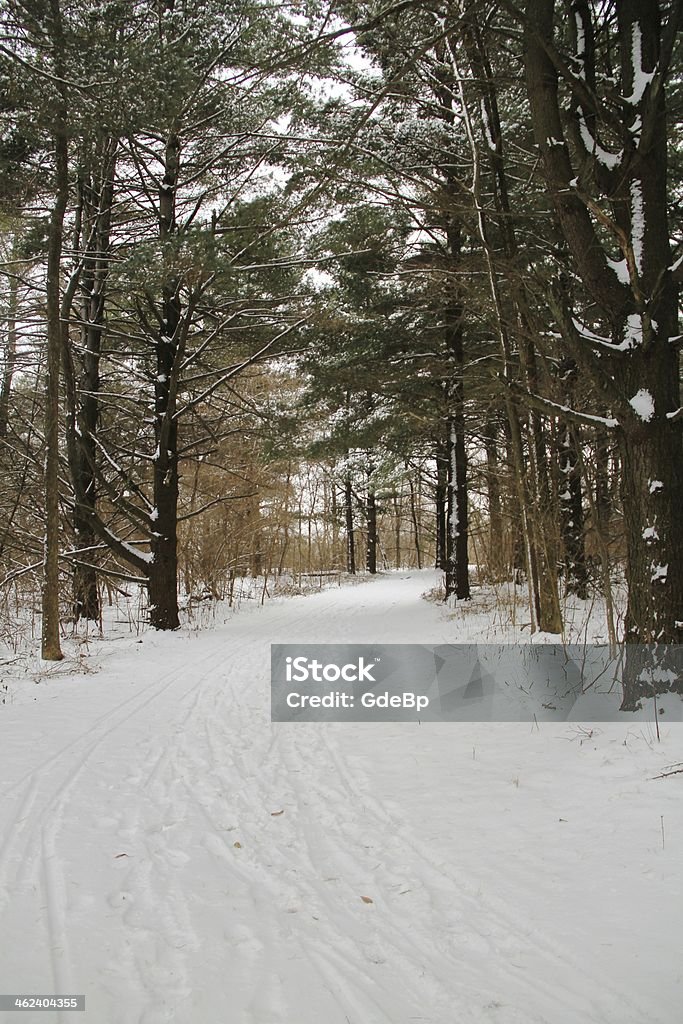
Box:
625 23 656 104
630 179 645 274
578 114 622 168
607 257 630 285
629 388 654 421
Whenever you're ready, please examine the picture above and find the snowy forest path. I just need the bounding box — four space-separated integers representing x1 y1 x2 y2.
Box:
0 571 681 1024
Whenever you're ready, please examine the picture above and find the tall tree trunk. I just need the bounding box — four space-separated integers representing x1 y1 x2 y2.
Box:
250 493 264 577
408 472 422 569
0 257 18 440
507 403 542 628
330 470 339 559
518 334 562 631
558 421 588 599
443 220 470 603
618 366 682 646
72 143 117 621
594 432 612 532
41 0 68 660
445 416 470 601
428 47 469 599
393 493 401 568
434 444 447 570
484 418 503 580
366 469 377 575
150 318 180 630
557 362 587 598
344 474 356 574
501 419 525 581
149 130 181 630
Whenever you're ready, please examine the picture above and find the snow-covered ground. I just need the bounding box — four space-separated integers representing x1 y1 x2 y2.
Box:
0 571 681 1023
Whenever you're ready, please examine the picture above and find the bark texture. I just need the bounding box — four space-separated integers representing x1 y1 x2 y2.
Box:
524 0 683 705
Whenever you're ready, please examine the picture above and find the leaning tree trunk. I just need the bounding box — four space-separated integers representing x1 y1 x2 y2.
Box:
454 30 545 625
462 18 560 628
0 257 18 440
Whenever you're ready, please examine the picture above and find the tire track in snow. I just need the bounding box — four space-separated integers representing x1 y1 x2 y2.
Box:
164 576 459 1020
0 573 493 1023
88 601 321 1023
266 726 475 1023
0 633 253 1021
41 823 73 1024
170 635 459 1020
299 724 665 1024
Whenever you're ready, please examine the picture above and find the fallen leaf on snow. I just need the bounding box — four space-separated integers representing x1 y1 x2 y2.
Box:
360 895 374 904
